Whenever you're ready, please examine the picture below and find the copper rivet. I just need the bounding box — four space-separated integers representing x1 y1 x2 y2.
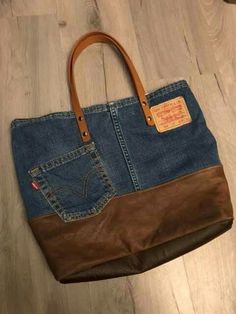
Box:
142 101 146 106
83 131 88 137
78 116 84 121
147 116 152 121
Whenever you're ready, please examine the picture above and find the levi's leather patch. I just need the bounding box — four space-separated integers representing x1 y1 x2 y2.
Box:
150 96 192 133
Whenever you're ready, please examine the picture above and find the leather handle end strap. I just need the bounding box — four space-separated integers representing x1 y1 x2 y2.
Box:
68 31 155 143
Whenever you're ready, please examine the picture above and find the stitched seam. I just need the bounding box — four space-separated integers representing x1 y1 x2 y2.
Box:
10 80 188 128
64 191 115 221
28 145 116 222
28 164 225 222
88 149 115 190
113 164 223 199
83 168 97 198
28 142 96 175
30 172 115 223
147 81 188 100
30 173 66 221
109 106 141 191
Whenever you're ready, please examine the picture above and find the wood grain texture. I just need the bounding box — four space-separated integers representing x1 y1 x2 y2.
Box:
11 0 56 16
0 0 12 18
0 0 235 313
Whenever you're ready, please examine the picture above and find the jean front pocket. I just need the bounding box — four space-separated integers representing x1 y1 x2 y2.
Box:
28 142 116 222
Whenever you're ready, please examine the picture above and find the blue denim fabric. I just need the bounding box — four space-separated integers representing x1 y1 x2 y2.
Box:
11 80 221 222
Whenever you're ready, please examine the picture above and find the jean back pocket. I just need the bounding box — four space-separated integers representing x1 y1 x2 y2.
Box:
28 142 116 222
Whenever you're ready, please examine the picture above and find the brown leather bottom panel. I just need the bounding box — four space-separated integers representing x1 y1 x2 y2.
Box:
61 218 233 283
29 165 234 283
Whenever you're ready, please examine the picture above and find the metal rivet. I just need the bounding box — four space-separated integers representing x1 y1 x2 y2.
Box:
78 116 83 121
82 131 88 137
147 116 152 121
142 101 146 106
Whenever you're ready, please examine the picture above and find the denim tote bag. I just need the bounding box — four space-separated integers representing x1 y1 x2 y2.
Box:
11 32 234 283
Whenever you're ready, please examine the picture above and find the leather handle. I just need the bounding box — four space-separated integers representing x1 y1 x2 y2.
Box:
68 31 154 143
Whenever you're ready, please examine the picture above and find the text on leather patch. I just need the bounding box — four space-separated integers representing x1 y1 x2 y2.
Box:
150 96 192 133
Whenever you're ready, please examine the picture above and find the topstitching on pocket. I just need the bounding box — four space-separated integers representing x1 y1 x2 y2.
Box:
28 142 116 222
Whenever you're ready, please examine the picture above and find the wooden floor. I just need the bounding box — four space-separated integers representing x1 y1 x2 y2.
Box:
1 0 236 313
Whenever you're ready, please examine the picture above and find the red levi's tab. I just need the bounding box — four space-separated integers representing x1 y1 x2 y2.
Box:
31 181 40 191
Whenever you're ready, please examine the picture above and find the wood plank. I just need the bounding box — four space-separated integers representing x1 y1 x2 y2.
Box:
0 0 12 18
56 0 107 108
183 73 236 314
197 0 236 109
129 0 203 90
94 0 146 101
11 0 56 16
0 15 91 314
1 0 236 313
